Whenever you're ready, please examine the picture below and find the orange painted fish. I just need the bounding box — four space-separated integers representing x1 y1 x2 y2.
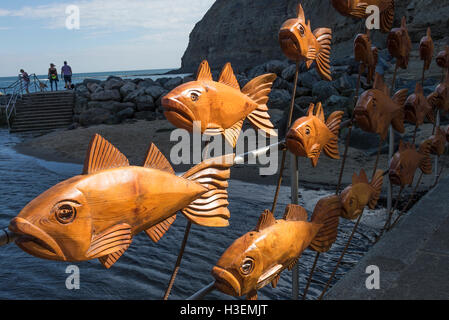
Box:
387 17 412 69
404 83 434 126
389 140 432 187
420 27 434 71
428 72 449 113
212 202 340 300
278 4 332 81
428 127 447 156
340 169 384 220
354 73 407 140
436 46 449 70
162 61 277 148
8 135 233 267
330 0 395 33
286 102 344 167
354 31 378 84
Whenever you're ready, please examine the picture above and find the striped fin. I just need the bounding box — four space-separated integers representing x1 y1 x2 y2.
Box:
419 139 433 175
380 1 395 33
145 215 177 243
255 210 276 232
313 28 332 81
98 249 126 269
218 63 240 90
143 143 174 174
224 119 244 148
369 170 384 209
196 60 213 81
283 204 308 221
323 110 344 160
349 2 369 18
83 134 129 175
86 223 132 260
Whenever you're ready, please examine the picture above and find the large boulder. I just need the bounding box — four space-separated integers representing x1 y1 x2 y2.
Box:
164 77 183 90
75 85 90 99
79 108 111 126
312 81 339 102
137 79 155 89
124 88 146 103
145 86 167 100
74 96 88 114
120 81 137 98
83 79 102 87
267 89 291 110
135 95 155 111
90 89 121 102
87 82 101 93
105 76 124 90
116 107 135 121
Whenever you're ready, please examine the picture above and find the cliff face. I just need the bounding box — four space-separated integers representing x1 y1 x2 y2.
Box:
180 0 449 73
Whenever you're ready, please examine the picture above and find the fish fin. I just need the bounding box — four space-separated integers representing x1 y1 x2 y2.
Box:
313 28 332 81
98 248 126 269
83 134 129 175
418 139 433 175
391 89 407 133
243 73 278 137
196 60 213 81
271 274 281 289
306 45 317 60
181 154 234 227
368 170 384 209
326 110 344 136
353 169 369 184
373 73 389 95
246 290 258 300
415 82 424 95
310 153 321 168
323 111 343 160
145 215 177 243
349 2 369 18
426 106 435 124
306 59 314 69
380 1 395 33
142 143 175 175
255 209 276 232
218 63 240 90
296 3 305 20
310 195 342 253
427 92 438 110
223 119 244 148
204 126 224 136
283 204 308 222
308 102 325 122
287 258 298 271
86 223 132 260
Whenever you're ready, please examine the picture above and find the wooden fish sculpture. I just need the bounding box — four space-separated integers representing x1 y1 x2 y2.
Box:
279 4 332 81
389 140 432 187
354 31 378 84
387 17 412 69
8 134 233 268
404 83 434 126
429 127 447 156
428 72 449 113
330 0 395 33
354 73 407 140
436 46 449 70
212 203 340 300
420 27 434 71
340 169 384 220
286 102 344 167
162 60 278 148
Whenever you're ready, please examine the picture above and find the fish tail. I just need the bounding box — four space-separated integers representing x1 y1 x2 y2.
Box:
349 2 368 18
313 28 332 81
391 89 408 133
380 1 395 33
181 154 234 227
243 73 278 138
323 110 344 160
418 139 433 175
309 195 342 253
368 170 384 209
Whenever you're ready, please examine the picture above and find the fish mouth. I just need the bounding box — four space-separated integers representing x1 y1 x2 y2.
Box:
353 35 369 62
279 28 302 61
9 217 65 260
387 33 401 56
404 101 417 123
353 106 372 131
285 129 307 157
388 170 403 186
211 266 241 297
161 96 195 131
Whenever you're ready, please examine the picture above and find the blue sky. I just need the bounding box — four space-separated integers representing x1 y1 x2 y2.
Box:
0 0 215 77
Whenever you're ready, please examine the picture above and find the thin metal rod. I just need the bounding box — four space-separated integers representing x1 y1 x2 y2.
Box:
290 154 299 300
0 228 18 247
372 138 383 179
302 252 320 300
163 221 192 300
187 282 216 300
412 124 418 145
433 110 441 184
271 61 300 214
318 213 364 300
432 165 444 188
381 186 404 233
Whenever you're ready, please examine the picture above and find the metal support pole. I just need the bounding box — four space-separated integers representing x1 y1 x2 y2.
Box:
434 110 441 185
187 282 216 300
290 154 299 300
0 228 18 247
387 126 394 216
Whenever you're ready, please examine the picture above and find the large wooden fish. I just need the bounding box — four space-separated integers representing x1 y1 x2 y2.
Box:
420 27 434 71
428 72 449 113
286 102 344 167
330 0 395 33
387 17 412 69
436 46 449 70
428 127 447 156
404 83 434 126
212 202 340 300
162 61 277 148
354 31 378 84
340 169 384 220
8 135 233 267
279 4 332 81
389 140 432 187
354 73 407 140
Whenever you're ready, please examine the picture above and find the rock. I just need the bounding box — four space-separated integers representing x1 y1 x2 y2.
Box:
117 107 135 121
87 82 101 93
135 111 157 121
295 96 316 109
333 73 357 93
265 60 289 76
83 79 102 87
183 75 195 83
87 100 113 111
124 88 146 103
74 96 88 114
247 64 266 79
135 95 155 112
298 71 319 89
312 81 339 102
295 87 312 97
325 95 350 113
75 85 90 99
79 108 111 126
273 78 293 92
236 75 249 88
267 89 291 110
145 86 167 100
277 105 307 138
90 89 121 102
67 122 80 130
120 81 137 97
164 77 183 90
156 77 170 87
137 79 155 89
104 77 124 90
281 64 297 81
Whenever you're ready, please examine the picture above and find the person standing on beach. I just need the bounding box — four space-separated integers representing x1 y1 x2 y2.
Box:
48 63 59 91
19 69 30 94
61 61 73 90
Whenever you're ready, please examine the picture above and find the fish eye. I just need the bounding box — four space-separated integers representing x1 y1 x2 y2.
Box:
53 201 78 224
298 25 305 37
304 126 311 135
240 257 255 275
190 91 201 102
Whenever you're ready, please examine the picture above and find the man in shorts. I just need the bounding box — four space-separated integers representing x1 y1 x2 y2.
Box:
20 69 30 94
61 61 73 90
